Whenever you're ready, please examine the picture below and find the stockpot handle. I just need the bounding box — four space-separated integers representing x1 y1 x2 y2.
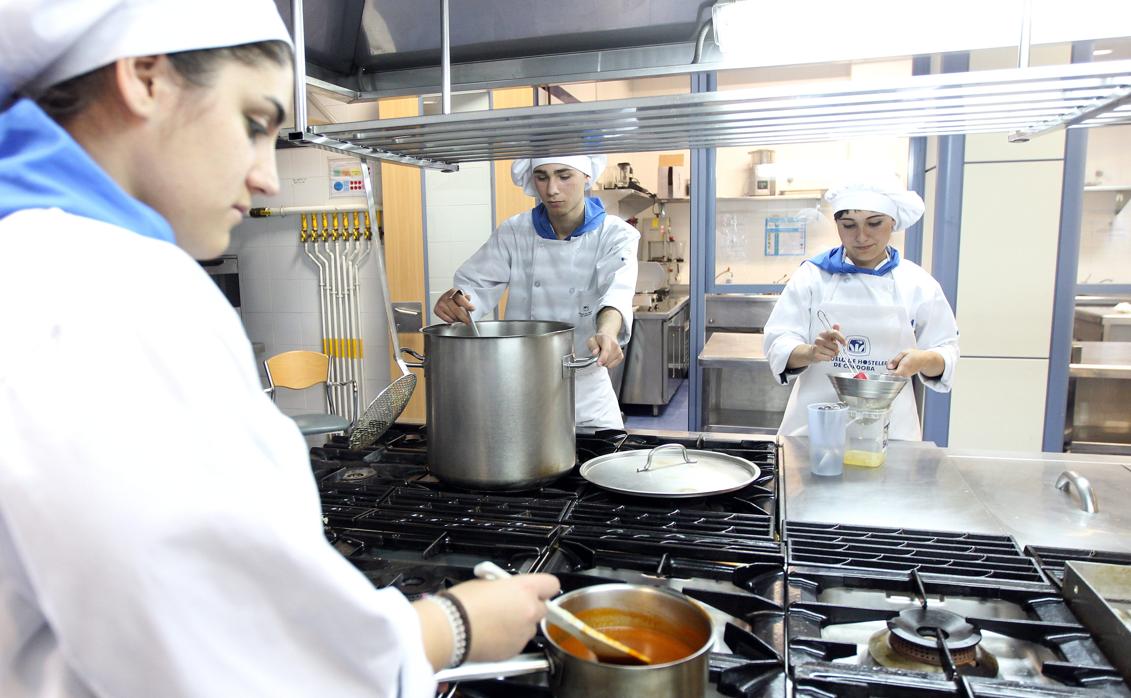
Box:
638 443 698 473
401 347 425 369
433 652 551 683
562 354 599 378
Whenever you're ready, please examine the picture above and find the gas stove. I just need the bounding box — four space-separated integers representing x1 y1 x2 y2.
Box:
310 426 1131 697
314 425 786 697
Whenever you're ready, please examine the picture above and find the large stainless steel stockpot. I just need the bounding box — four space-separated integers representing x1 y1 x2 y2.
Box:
414 321 595 489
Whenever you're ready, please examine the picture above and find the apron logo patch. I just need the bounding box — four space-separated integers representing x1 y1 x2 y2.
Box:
579 304 593 317
846 336 870 355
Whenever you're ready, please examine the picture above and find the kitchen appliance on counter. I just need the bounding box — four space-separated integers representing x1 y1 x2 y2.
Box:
312 424 784 698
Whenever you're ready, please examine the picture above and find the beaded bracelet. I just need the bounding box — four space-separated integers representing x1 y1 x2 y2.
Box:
437 591 471 664
429 593 469 668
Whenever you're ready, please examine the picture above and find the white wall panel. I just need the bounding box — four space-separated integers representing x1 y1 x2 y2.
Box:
956 161 1063 358
948 357 1049 450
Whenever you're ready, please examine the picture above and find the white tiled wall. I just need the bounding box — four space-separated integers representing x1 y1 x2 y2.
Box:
228 147 391 419
422 92 495 325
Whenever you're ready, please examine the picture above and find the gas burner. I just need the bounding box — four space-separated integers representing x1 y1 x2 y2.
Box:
338 466 378 482
887 607 980 665
864 607 999 677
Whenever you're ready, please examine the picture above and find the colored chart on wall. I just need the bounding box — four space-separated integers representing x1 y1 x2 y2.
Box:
764 215 807 256
329 159 365 197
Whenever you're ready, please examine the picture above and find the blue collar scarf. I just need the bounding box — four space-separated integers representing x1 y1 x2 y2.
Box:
531 196 606 240
807 245 901 276
0 98 175 243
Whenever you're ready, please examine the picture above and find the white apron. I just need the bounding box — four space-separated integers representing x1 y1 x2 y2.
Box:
527 236 624 430
778 275 920 440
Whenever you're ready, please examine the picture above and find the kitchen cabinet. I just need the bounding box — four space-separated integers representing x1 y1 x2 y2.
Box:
619 296 689 414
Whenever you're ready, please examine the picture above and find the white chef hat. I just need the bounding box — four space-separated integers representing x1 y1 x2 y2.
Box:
825 181 926 231
510 155 607 198
0 0 292 103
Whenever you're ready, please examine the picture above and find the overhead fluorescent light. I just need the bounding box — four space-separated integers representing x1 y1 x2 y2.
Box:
1093 49 1114 56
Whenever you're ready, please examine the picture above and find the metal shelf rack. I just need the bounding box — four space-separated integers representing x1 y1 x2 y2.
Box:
290 59 1131 172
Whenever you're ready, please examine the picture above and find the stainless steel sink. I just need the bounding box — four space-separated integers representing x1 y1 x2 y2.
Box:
705 294 780 333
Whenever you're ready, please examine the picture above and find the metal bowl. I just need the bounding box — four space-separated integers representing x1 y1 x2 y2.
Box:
828 372 909 411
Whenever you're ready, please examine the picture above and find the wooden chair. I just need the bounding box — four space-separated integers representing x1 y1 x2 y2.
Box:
263 350 356 436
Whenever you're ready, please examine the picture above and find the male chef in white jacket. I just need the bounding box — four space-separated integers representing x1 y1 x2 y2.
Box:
435 154 640 430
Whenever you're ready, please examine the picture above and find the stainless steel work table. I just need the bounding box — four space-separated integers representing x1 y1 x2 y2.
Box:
699 333 792 433
781 437 1131 553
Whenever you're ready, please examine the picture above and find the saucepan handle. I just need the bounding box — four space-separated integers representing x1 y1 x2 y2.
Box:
434 653 551 683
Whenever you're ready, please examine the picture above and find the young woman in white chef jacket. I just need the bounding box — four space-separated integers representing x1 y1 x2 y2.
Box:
763 183 960 440
0 1 558 696
434 155 640 430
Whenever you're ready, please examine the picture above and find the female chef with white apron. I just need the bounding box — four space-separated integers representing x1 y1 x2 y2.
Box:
0 1 559 695
764 182 960 440
434 154 639 430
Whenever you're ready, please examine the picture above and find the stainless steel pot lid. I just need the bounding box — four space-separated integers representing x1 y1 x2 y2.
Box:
579 444 761 498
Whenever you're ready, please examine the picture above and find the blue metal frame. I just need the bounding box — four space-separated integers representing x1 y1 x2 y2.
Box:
1077 284 1131 295
921 52 968 447
688 71 717 431
1043 42 1093 453
904 55 932 265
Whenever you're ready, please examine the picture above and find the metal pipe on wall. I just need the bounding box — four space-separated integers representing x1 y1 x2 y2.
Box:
441 0 451 115
291 0 307 134
250 205 366 218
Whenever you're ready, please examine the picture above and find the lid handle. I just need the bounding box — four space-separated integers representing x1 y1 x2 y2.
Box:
638 443 697 472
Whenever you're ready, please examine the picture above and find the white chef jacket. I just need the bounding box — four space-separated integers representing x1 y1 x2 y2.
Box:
453 209 639 429
764 256 959 439
0 210 435 697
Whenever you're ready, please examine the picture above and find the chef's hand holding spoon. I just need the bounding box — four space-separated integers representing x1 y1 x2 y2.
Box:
413 571 560 671
433 287 477 327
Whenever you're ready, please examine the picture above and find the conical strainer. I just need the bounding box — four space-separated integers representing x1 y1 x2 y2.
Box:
348 161 417 449
828 372 908 411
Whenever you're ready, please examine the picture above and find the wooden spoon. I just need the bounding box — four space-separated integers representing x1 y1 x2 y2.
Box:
473 561 652 665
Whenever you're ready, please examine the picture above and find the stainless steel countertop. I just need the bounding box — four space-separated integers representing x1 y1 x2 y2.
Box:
782 437 1131 552
633 295 689 320
1071 341 1131 378
699 332 768 367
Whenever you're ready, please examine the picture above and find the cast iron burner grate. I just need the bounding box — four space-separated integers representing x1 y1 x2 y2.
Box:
1024 544 1131 585
785 521 1045 583
786 566 1130 697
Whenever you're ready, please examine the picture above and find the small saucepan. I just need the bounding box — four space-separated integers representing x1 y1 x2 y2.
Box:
434 583 714 698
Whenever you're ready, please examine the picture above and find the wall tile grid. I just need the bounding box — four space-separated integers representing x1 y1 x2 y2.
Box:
229 147 391 419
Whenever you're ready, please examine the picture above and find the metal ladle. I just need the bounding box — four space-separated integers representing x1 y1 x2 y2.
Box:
473 562 652 665
816 309 867 376
454 290 480 336
348 161 417 450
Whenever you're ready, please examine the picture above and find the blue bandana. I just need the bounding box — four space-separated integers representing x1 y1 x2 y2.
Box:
806 245 901 276
0 99 175 243
531 196 606 240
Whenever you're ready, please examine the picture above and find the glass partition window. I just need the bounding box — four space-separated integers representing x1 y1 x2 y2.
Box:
1078 123 1131 286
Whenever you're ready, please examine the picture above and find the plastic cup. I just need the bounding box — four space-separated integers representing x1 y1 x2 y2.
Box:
807 402 848 476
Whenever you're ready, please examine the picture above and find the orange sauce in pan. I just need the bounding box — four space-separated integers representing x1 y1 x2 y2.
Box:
548 607 699 665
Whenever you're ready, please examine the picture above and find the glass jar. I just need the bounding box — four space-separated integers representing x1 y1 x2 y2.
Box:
843 407 890 468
